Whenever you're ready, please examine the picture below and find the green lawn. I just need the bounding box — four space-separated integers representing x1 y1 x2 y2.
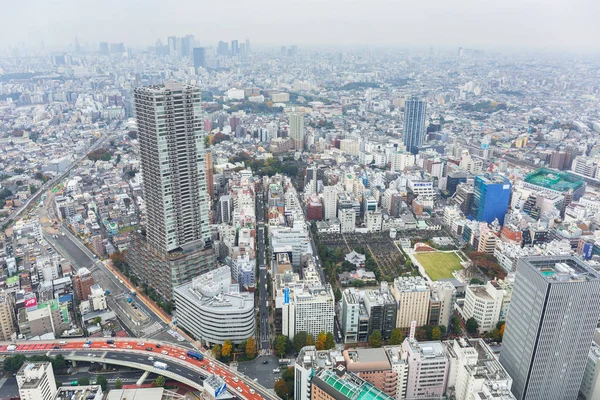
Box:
414 251 463 281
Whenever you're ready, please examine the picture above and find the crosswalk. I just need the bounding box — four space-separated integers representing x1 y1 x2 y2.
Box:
142 321 163 336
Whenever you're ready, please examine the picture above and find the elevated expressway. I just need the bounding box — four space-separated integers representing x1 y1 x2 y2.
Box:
0 338 277 400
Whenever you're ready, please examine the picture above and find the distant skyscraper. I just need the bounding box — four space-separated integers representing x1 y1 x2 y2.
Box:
193 47 205 71
245 38 250 54
167 36 178 56
500 256 600 400
74 36 80 54
128 82 215 300
217 41 229 57
180 34 194 57
403 98 427 154
99 42 109 55
289 113 305 151
468 174 511 224
231 40 239 56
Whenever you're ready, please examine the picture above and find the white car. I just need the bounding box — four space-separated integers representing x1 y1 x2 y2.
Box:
148 356 154 361
250 389 256 394
126 345 132 349
236 387 243 393
232 377 239 383
137 342 144 346
161 350 168 355
179 356 186 360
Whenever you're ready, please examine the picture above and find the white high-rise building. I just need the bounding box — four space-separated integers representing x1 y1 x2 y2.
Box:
323 186 338 220
289 113 305 151
16 362 58 400
461 280 504 333
390 151 415 172
339 208 356 233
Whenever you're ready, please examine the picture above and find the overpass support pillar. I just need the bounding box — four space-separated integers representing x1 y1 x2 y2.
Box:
137 371 150 387
71 360 77 367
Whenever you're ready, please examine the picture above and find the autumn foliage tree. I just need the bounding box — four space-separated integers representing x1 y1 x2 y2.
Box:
246 337 257 359
274 378 291 399
315 331 328 350
222 340 233 358
389 328 404 345
212 344 222 359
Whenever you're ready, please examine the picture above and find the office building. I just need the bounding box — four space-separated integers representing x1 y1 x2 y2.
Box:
461 280 504 333
16 362 58 400
403 98 427 154
446 338 515 400
343 348 398 398
363 285 397 339
428 281 456 327
219 195 232 223
469 174 512 225
73 267 94 301
18 299 70 339
0 292 16 341
99 42 109 55
289 113 305 151
193 47 205 71
173 266 255 345
402 339 449 399
339 208 356 233
231 40 239 56
392 276 430 329
129 82 215 300
500 256 600 400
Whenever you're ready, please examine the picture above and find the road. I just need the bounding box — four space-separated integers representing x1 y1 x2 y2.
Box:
256 191 270 351
0 339 277 400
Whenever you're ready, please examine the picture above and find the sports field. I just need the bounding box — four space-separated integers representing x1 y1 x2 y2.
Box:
414 251 463 280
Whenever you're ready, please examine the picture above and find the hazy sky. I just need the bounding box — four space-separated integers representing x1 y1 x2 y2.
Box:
4 0 600 51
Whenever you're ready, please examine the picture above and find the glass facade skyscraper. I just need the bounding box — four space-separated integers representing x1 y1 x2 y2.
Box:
469 174 511 224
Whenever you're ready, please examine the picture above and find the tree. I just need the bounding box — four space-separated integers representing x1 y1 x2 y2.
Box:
52 354 66 371
324 332 335 349
389 328 404 345
439 325 447 338
334 287 342 302
246 337 257 359
78 377 90 386
93 316 102 325
431 326 442 340
274 378 291 399
315 332 327 350
212 344 222 359
369 329 383 348
163 301 173 315
306 334 315 346
282 367 294 382
451 316 462 335
466 317 479 335
153 375 165 387
3 354 26 372
95 376 107 391
222 340 233 358
293 331 309 352
115 379 123 389
275 335 288 357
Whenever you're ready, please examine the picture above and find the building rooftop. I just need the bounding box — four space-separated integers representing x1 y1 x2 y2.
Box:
55 386 102 400
314 369 394 400
523 256 600 283
524 168 584 193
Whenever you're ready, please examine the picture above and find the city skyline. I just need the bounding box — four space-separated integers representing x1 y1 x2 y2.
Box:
3 0 600 52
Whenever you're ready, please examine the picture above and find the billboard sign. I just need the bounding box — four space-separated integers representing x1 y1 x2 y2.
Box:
25 297 38 309
283 287 290 305
215 383 227 397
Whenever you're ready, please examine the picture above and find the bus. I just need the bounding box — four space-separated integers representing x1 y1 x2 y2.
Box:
187 350 203 361
279 359 291 366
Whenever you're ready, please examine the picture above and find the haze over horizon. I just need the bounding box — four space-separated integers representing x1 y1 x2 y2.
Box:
4 0 600 52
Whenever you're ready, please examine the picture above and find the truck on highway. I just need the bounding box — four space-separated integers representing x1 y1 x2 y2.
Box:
6 345 16 351
153 361 168 370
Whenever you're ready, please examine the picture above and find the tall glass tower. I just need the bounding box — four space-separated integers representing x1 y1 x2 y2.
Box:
403 98 427 154
500 256 600 400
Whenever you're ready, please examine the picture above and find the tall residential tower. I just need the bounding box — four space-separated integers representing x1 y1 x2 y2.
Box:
499 256 600 400
128 82 215 300
403 98 427 155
